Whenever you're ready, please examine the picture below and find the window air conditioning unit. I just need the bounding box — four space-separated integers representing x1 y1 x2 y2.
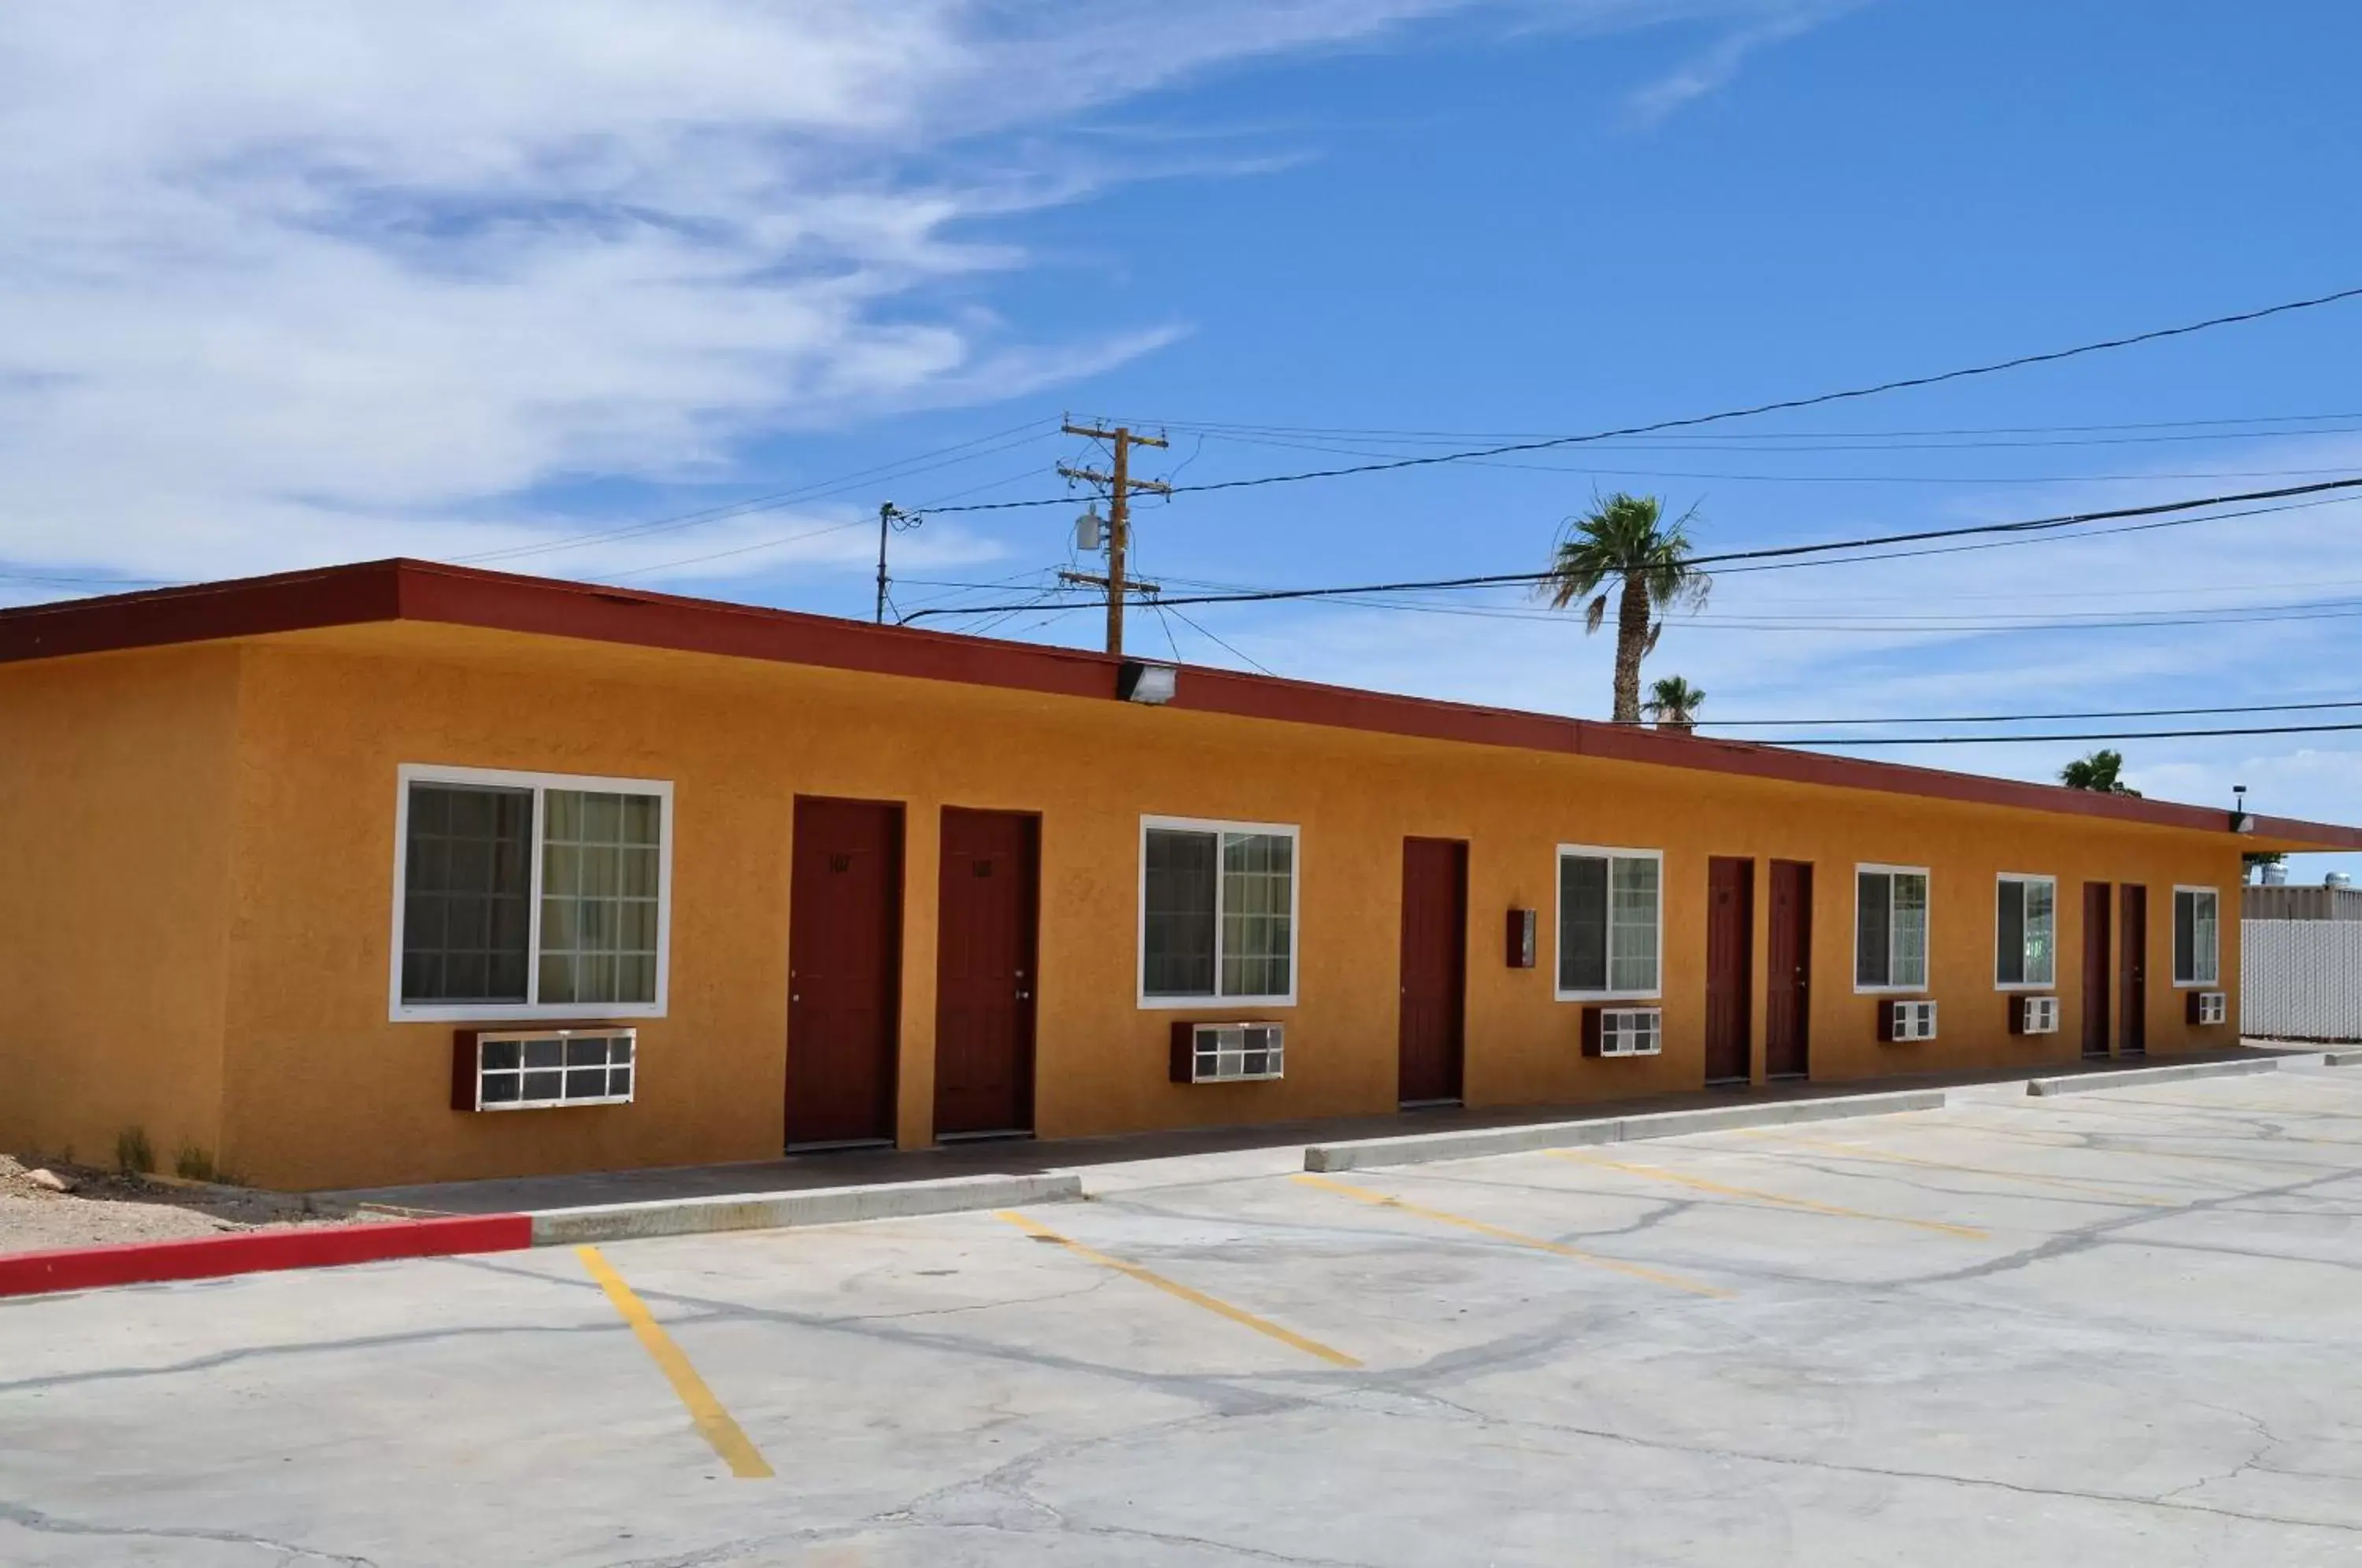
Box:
1877 999 1938 1044
2186 990 2228 1026
1169 1022 1285 1084
1582 1006 1663 1059
2008 994 2060 1036
451 1027 636 1111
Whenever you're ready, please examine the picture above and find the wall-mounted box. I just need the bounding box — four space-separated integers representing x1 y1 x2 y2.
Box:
1876 999 1938 1043
452 1027 635 1112
1581 1005 1662 1058
1169 1021 1286 1083
2186 990 2228 1026
2008 994 2060 1035
1505 908 1537 969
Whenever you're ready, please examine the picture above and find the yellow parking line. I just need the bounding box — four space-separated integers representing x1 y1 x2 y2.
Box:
1549 1150 1988 1240
1290 1173 1730 1299
994 1211 1361 1368
577 1246 774 1479
1753 1133 2179 1207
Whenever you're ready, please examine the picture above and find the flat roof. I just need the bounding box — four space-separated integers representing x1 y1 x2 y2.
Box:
5 557 2356 852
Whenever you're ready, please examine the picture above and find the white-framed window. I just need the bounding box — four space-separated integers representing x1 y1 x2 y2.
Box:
391 765 673 1023
2172 886 2220 987
1556 845 1663 1000
1855 864 1930 993
1138 816 1298 1007
1994 873 2057 989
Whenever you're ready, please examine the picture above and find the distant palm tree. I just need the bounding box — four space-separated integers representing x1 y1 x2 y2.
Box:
1643 675 1705 734
1539 493 1711 723
2060 748 2142 797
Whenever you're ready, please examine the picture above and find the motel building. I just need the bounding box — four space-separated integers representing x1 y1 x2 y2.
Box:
3 559 2355 1193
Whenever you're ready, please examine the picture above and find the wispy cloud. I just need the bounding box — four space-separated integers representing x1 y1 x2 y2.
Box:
1624 2 1861 126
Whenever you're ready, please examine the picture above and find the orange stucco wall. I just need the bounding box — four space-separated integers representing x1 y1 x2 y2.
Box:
0 644 242 1171
7 623 2249 1190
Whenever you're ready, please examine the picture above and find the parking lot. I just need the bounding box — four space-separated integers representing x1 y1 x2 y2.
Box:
4 1065 2360 1566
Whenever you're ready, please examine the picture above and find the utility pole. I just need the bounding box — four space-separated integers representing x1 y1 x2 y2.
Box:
874 501 913 624
1059 423 1169 656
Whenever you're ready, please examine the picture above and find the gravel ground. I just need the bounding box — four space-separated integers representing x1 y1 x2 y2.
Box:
0 1153 386 1254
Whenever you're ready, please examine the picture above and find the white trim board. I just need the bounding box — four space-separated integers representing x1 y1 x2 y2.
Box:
1553 843 1666 1004
1853 862 1931 996
390 763 676 1023
1135 814 1301 1009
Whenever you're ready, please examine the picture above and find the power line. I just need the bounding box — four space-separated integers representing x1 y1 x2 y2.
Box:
1707 697 2362 727
1101 589 2362 638
905 286 2362 520
1761 719 2362 746
1164 603 1276 676
1126 420 2362 471
602 516 875 580
1679 475 2362 570
899 491 2358 631
454 418 1054 565
1110 286 2362 502
1082 428 2362 486
0 568 177 588
1680 492 2355 578
898 475 2362 619
1112 410 2362 446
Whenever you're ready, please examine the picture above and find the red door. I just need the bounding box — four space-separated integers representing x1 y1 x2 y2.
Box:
2081 881 2112 1057
2119 883 2148 1057
1705 857 1754 1084
933 809 1039 1138
786 798 903 1147
1765 861 1812 1078
1397 838 1468 1105
1767 860 1814 1077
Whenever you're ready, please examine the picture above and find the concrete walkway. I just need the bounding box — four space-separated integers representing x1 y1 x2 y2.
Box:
328 1043 2310 1216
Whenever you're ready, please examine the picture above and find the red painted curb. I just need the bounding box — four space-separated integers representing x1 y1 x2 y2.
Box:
0 1214 533 1299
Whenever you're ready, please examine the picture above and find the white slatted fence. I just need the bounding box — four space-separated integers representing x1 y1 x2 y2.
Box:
2242 919 2362 1041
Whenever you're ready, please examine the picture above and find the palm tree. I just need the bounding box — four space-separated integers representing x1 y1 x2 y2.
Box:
1642 675 1705 734
1539 493 1712 723
2060 748 2142 797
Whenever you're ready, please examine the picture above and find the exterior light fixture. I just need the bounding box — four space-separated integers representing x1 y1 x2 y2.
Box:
1117 660 1177 705
2231 782 2254 834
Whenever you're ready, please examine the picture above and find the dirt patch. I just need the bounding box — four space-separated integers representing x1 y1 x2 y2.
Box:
1 1152 394 1255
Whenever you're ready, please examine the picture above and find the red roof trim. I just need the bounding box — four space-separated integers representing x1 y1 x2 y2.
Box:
8 557 2359 850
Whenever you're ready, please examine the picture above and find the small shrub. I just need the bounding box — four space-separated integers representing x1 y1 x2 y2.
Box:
174 1144 218 1183
115 1126 155 1175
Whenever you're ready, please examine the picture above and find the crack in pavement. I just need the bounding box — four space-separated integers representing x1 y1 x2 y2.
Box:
1888 1159 2362 1289
1357 1389 2362 1537
0 1499 379 1566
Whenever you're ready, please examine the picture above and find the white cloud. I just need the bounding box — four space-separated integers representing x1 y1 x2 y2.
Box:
0 1 1845 595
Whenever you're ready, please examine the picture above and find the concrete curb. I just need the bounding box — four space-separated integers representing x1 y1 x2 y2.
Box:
0 1214 531 1300
1301 1089 1949 1173
2323 1049 2362 1067
2024 1058 2282 1096
527 1172 1084 1245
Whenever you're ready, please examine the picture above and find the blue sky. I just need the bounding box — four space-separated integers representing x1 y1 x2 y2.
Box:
5 2 2361 864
